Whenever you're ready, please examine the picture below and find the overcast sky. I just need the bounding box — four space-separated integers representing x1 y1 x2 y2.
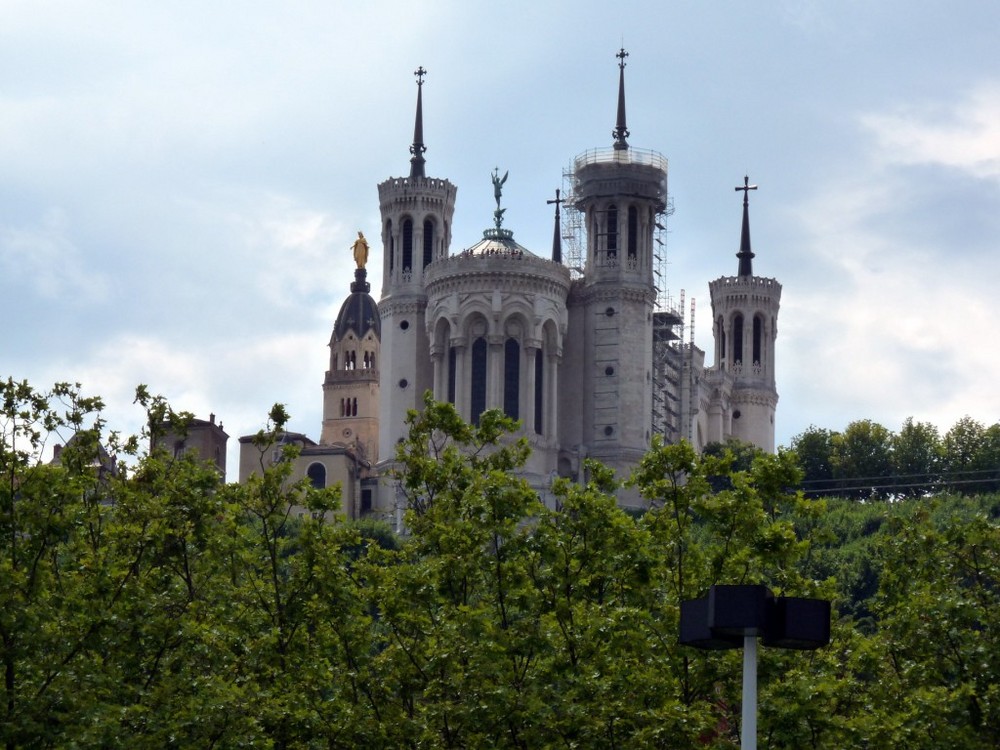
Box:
3 1 999 477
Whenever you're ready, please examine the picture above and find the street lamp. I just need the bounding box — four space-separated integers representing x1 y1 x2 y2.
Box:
680 585 830 750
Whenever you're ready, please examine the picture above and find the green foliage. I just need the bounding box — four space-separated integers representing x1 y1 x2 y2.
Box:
790 415 1000 499
6 381 1000 747
790 425 837 497
892 417 943 497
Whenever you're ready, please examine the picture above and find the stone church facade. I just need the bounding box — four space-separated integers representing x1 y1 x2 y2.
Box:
238 51 783 519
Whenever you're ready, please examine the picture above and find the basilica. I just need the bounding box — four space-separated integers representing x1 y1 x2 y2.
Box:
237 51 782 518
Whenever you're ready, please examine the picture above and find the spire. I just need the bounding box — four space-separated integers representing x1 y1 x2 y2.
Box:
735 175 758 276
547 188 564 263
612 48 630 151
409 66 427 179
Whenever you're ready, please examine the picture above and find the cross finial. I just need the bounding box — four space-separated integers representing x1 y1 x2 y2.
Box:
616 47 629 70
409 67 427 177
546 188 564 210
613 48 630 150
735 175 758 206
735 175 758 276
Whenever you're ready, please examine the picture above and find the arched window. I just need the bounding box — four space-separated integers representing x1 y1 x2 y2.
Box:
534 349 543 435
339 398 345 417
387 219 394 273
352 397 358 417
423 219 434 268
627 205 638 259
732 313 744 365
307 462 326 490
402 219 413 271
503 338 520 420
471 337 487 425
369 352 375 369
753 315 763 365
606 204 618 256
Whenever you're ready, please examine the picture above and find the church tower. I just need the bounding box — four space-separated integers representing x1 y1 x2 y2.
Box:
322 264 380 462
565 49 667 474
377 68 457 462
707 177 781 451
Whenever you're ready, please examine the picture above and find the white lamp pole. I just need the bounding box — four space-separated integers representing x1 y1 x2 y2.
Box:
742 634 757 750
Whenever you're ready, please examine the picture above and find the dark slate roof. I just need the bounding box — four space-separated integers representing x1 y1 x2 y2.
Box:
334 268 381 341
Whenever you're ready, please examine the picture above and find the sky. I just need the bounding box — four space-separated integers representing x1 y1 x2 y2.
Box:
3 1 1000 478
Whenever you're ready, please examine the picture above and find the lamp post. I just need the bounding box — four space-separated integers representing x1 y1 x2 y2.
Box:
680 585 830 750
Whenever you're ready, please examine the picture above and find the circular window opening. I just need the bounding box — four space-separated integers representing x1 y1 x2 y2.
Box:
733 409 742 419
400 320 410 330
399 379 409 389
605 307 615 317
605 366 615 376
604 426 614 436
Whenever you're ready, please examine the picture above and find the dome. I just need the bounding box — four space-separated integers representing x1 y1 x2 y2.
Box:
461 227 536 259
333 269 381 341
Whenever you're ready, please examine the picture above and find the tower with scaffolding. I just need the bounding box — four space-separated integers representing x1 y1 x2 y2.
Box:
560 160 693 446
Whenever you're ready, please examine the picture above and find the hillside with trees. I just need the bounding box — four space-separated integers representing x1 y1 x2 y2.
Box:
3 379 999 748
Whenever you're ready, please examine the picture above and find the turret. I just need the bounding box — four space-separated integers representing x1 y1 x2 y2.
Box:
377 67 457 464
563 49 668 474
707 176 781 451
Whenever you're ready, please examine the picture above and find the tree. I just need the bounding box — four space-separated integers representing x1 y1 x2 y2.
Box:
892 417 943 496
942 416 999 494
789 426 837 497
865 501 1000 747
831 419 894 499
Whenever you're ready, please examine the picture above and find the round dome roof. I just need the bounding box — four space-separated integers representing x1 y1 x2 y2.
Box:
462 227 536 258
334 269 381 341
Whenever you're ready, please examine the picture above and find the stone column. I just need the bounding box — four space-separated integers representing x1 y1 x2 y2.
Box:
451 340 467 420
525 344 539 434
488 335 504 410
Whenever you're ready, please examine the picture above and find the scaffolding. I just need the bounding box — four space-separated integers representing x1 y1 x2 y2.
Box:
560 163 585 278
561 160 686 442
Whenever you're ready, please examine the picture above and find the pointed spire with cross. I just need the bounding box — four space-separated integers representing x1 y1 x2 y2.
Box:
547 188 564 263
735 175 758 277
613 47 630 151
409 66 427 179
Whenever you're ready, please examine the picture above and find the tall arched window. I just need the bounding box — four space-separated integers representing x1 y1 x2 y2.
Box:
402 219 413 271
732 313 744 365
606 204 618 256
307 462 326 490
423 219 434 268
352 397 358 417
387 219 394 273
753 315 763 365
627 205 638 260
716 316 726 363
503 338 520 420
471 337 487 425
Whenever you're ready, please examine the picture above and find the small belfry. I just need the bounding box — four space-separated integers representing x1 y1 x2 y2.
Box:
702 176 782 452
321 242 381 462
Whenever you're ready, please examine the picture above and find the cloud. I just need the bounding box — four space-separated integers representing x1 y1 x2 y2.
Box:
776 88 1000 441
0 209 110 302
861 82 1000 181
